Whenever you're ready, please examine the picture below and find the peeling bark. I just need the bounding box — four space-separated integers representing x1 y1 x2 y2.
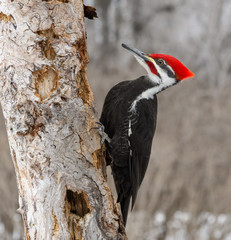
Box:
0 0 126 239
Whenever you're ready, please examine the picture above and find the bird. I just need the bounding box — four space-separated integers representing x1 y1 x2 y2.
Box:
96 43 194 226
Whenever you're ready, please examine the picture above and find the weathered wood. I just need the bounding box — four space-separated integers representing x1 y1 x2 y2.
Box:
0 0 126 239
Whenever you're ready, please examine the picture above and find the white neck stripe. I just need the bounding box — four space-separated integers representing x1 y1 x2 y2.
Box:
130 76 176 112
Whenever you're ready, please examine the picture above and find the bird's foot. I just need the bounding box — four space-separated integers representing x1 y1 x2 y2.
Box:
91 122 111 145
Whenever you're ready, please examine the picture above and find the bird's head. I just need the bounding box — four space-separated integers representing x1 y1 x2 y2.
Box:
122 43 194 86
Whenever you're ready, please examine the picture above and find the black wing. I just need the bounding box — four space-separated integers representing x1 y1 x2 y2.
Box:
100 78 158 225
129 97 158 208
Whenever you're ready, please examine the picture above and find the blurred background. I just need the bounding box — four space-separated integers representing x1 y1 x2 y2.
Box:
1 0 231 239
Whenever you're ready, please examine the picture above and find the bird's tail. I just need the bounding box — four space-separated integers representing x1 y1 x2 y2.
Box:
118 194 131 226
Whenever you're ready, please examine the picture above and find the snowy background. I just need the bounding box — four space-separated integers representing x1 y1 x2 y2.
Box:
1 0 231 239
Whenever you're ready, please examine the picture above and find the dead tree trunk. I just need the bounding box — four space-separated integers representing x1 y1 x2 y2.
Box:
0 1 126 239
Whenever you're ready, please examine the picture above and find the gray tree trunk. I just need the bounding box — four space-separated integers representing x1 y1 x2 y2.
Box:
0 1 126 239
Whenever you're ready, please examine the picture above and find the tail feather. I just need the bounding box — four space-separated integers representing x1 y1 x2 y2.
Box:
119 195 131 226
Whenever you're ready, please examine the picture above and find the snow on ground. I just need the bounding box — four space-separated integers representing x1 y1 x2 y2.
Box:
127 211 231 240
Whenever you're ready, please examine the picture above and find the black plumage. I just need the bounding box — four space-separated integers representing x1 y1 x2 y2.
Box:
100 76 158 225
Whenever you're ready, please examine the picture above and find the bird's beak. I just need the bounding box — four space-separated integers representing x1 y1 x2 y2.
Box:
122 43 152 62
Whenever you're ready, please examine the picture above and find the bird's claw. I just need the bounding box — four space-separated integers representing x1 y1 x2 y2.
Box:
91 122 111 145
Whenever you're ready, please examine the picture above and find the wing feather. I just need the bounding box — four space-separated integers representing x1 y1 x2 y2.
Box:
129 97 158 207
99 77 158 225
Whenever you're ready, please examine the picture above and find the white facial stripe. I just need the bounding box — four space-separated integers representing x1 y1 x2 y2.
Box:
152 60 167 81
167 65 175 75
134 55 161 84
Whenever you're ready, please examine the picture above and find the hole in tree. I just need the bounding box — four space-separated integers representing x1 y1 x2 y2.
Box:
66 190 91 218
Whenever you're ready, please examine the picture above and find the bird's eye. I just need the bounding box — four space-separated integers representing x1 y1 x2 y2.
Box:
157 59 164 66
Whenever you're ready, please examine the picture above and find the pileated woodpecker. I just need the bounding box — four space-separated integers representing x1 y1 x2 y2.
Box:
97 44 194 226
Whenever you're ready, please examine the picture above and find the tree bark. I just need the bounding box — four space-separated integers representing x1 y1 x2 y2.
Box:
0 1 126 239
